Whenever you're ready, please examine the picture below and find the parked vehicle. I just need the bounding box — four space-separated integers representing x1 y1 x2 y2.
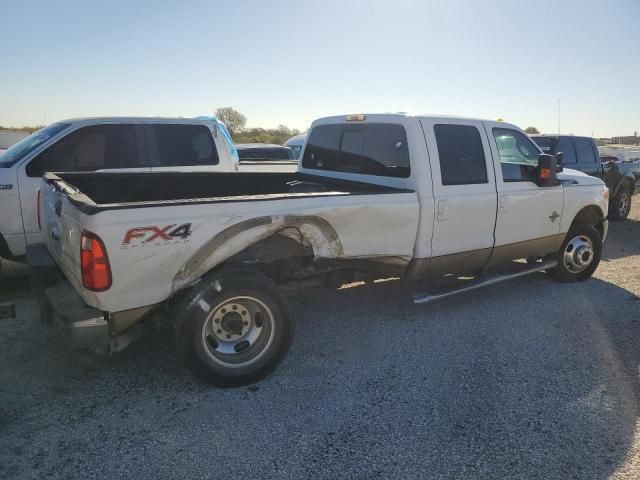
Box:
28 114 609 386
0 117 239 263
236 143 298 172
531 135 636 220
284 133 306 159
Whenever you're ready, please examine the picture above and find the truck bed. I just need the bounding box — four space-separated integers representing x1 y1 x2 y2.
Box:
44 172 411 213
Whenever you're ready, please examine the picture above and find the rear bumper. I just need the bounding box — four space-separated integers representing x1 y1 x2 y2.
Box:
26 243 109 349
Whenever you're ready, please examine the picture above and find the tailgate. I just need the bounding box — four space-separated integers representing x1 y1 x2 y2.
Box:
39 177 83 286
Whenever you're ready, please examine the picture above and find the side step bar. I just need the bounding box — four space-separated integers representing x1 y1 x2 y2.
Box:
412 259 557 305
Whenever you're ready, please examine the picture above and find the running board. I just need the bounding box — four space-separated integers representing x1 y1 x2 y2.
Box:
412 259 557 305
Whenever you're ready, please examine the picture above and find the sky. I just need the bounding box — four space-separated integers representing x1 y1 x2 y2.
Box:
0 0 638 137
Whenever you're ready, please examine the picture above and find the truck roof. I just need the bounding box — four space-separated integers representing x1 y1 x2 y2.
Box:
311 113 519 129
54 116 219 125
530 134 593 140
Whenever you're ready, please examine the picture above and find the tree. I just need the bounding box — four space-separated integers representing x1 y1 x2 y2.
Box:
215 107 247 135
524 126 540 134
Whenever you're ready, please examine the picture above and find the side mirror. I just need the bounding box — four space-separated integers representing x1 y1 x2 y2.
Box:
536 154 561 187
555 151 563 164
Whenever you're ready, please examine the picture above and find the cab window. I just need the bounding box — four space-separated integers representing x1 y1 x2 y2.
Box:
27 124 143 177
555 137 577 164
434 124 487 185
302 123 410 178
151 124 219 167
493 128 540 182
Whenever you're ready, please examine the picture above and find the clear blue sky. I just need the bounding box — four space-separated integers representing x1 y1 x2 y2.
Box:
1 0 638 137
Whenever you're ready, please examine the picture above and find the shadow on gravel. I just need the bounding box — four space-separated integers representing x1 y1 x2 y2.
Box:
0 259 31 299
1 273 639 479
604 216 640 260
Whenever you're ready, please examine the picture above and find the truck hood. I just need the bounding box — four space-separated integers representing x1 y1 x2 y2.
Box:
558 168 605 187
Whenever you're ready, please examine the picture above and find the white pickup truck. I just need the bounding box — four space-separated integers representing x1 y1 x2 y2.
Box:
0 116 240 263
27 114 609 386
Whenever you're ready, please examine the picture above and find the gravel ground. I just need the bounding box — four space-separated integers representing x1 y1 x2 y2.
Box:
1 198 639 479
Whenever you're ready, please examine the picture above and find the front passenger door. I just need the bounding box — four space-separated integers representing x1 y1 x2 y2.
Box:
488 126 564 264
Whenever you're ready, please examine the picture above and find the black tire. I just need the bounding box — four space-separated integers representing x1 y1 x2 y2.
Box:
173 270 294 387
609 185 633 220
548 224 602 283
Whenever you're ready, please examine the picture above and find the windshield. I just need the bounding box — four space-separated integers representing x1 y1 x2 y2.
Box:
0 123 70 168
530 136 557 153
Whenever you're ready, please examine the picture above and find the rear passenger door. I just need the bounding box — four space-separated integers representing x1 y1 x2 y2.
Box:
146 123 221 172
420 119 497 273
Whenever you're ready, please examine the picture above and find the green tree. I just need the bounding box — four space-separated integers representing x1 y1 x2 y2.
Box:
215 107 247 135
524 126 540 134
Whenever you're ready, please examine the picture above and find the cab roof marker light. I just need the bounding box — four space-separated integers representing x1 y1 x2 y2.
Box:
346 114 366 122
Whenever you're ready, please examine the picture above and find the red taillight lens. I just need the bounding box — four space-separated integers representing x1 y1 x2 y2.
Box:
81 230 112 291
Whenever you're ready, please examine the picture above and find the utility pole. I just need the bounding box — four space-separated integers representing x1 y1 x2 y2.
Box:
557 99 561 134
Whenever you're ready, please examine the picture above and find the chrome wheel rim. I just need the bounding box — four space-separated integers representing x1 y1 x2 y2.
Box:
618 192 630 217
563 235 594 273
201 296 275 368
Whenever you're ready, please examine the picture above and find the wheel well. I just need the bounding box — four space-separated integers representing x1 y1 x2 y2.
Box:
571 205 605 237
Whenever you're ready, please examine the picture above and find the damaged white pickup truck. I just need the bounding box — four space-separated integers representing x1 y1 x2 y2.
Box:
27 114 609 386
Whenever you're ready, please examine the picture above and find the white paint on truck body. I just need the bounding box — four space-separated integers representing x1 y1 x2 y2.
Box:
39 113 609 318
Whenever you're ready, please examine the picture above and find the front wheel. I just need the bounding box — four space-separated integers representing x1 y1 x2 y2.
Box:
547 224 602 283
609 186 632 220
174 270 294 387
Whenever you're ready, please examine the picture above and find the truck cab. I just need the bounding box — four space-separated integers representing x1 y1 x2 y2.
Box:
0 117 239 261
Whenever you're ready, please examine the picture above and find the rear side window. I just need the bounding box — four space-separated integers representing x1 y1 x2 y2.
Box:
573 138 597 165
302 123 410 177
434 124 487 185
27 124 142 177
555 137 577 164
152 124 219 167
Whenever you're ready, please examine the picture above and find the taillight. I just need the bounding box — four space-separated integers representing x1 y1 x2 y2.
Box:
81 230 112 291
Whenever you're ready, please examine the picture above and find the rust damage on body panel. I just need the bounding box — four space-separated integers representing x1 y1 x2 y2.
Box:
172 215 343 291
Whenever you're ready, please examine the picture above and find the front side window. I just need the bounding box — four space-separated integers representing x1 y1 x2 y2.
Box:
152 124 219 167
302 123 410 178
555 137 577 164
573 138 597 165
434 124 487 185
493 128 540 182
26 124 141 177
0 123 70 168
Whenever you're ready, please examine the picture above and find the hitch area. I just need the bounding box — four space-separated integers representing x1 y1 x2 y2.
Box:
413 259 557 304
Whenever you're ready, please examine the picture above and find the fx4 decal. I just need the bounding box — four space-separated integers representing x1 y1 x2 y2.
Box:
0 184 13 190
122 223 192 247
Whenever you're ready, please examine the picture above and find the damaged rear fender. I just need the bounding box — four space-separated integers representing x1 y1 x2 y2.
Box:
172 215 343 291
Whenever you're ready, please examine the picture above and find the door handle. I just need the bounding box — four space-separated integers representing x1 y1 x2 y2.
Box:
499 195 507 212
437 200 447 221
51 229 60 241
